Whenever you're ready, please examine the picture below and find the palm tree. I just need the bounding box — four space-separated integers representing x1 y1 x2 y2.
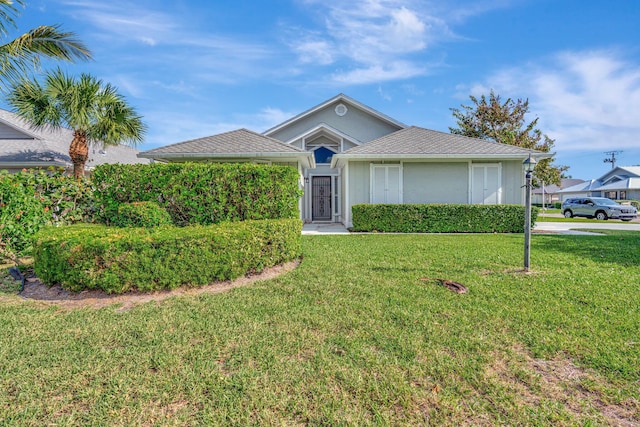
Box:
8 68 147 178
0 0 91 90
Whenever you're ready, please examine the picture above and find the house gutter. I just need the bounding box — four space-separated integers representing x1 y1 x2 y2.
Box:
331 152 553 168
0 161 68 169
137 152 316 169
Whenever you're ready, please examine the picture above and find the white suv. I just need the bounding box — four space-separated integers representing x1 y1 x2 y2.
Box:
562 197 637 221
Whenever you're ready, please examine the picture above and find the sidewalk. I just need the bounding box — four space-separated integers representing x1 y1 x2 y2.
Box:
534 221 640 234
301 221 640 236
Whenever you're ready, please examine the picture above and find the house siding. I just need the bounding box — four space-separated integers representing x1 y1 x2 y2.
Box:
500 160 525 204
268 102 401 144
342 159 527 226
403 162 468 203
347 161 372 208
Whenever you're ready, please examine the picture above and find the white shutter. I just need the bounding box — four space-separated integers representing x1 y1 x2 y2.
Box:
471 164 502 204
371 164 402 204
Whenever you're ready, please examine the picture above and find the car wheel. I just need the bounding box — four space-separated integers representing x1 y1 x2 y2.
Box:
563 210 573 218
595 211 608 220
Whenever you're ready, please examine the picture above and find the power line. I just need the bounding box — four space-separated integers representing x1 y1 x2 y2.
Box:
603 151 622 169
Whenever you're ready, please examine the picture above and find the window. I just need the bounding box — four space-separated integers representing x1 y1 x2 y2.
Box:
371 164 402 204
620 191 627 200
604 191 616 200
313 147 336 164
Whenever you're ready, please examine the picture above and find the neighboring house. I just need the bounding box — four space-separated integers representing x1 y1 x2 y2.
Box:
558 166 640 201
139 94 547 226
0 108 149 174
532 178 585 205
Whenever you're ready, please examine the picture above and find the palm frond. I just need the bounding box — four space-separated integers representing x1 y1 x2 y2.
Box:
0 0 23 37
9 68 147 149
1 25 91 61
0 25 91 90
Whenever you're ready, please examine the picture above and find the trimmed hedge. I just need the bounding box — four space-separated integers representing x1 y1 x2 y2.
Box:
351 204 539 233
0 169 94 259
92 163 302 226
112 201 173 228
32 219 302 294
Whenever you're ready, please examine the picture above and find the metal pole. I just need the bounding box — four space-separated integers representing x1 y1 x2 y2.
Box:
524 170 532 272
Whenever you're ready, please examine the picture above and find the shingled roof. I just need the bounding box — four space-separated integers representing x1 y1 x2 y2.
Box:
0 108 148 171
138 128 315 167
331 126 547 166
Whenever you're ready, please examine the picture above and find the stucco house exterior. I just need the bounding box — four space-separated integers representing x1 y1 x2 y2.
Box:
558 166 640 202
0 108 149 174
139 94 547 226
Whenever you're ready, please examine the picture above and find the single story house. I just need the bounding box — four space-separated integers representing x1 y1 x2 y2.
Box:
139 94 548 226
558 166 640 202
531 178 585 205
0 108 149 174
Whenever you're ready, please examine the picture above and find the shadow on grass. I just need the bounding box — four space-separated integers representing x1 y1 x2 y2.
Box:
534 231 640 267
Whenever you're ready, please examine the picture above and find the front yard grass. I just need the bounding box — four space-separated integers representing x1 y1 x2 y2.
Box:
1 232 639 425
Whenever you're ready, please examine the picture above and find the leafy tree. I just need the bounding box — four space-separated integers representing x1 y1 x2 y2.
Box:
450 90 568 185
8 69 147 178
0 0 91 90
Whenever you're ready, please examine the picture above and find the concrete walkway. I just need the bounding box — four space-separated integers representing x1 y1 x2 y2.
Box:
302 223 350 235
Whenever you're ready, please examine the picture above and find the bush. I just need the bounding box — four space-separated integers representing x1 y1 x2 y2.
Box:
554 202 562 209
628 200 639 210
351 204 539 233
112 201 172 228
32 219 302 294
0 169 94 260
92 163 302 226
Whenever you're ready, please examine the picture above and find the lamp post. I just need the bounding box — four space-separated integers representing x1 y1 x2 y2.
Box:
523 154 537 272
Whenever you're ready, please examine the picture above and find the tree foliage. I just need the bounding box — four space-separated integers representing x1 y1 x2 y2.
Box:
450 90 568 185
0 0 91 90
7 68 146 178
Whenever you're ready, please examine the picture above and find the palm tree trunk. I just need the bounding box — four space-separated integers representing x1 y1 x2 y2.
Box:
69 131 89 179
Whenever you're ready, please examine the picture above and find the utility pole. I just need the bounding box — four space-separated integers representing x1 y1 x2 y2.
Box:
603 151 622 169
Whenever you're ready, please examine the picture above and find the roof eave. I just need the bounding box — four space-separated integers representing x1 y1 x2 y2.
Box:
0 161 68 168
137 151 315 169
331 152 551 168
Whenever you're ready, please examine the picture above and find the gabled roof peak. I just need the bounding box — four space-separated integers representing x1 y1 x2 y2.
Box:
263 94 406 136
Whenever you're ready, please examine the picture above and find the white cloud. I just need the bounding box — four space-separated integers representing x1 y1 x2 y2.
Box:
331 61 426 84
469 50 640 153
255 108 297 131
289 0 460 84
294 40 335 65
58 1 176 46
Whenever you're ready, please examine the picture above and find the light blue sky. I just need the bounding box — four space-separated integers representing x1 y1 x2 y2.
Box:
9 0 640 180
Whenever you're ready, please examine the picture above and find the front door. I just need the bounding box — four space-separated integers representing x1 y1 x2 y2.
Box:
312 176 332 221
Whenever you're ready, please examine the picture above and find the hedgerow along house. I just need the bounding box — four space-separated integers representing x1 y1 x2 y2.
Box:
138 94 546 227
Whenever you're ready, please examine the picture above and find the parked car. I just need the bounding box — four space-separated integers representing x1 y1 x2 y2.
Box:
561 197 638 221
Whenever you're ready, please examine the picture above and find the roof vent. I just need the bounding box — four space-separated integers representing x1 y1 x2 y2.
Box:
335 103 348 117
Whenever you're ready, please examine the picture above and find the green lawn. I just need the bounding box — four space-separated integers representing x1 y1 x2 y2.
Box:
1 233 639 425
